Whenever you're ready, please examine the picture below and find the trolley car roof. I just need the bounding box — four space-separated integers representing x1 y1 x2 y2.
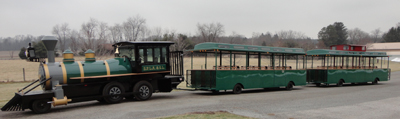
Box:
113 41 175 47
187 42 305 54
306 49 388 57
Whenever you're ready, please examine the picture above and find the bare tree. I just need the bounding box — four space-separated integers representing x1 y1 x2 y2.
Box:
196 22 224 43
275 30 310 48
171 34 190 51
52 23 71 52
80 18 98 52
348 28 371 45
370 28 382 43
109 24 123 43
122 15 146 41
68 30 80 55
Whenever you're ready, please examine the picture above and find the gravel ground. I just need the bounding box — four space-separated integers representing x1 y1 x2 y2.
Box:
1 72 399 119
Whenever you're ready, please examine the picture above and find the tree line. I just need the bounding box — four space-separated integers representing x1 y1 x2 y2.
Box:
0 15 399 59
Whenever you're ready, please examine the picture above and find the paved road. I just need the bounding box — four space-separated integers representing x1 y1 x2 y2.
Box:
1 72 399 119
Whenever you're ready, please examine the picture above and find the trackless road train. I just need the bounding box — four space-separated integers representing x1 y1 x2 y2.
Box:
1 36 390 113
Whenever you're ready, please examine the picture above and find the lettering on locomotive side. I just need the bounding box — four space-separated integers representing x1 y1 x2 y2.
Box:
142 64 167 72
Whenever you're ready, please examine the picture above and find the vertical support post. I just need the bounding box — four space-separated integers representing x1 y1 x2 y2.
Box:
283 54 287 70
272 54 275 70
205 53 207 69
342 56 344 68
387 56 390 69
305 55 307 69
230 51 232 70
352 56 354 67
296 55 298 69
219 51 222 67
358 56 361 68
369 57 371 67
215 51 217 71
279 55 281 67
246 52 249 70
234 54 236 66
258 53 261 69
381 57 383 68
327 56 329 70
311 56 313 68
333 56 336 67
372 57 375 69
191 52 193 69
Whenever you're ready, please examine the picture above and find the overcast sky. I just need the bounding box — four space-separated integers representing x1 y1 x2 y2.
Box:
1 0 399 39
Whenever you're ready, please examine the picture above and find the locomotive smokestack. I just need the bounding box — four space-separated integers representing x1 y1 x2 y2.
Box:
41 36 58 63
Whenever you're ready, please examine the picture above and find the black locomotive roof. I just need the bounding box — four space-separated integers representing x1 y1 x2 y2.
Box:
113 41 174 47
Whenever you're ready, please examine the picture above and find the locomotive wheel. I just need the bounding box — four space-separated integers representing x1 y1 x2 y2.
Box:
102 82 125 104
232 84 242 94
337 80 344 87
31 99 51 114
372 79 378 85
286 82 293 91
133 81 153 101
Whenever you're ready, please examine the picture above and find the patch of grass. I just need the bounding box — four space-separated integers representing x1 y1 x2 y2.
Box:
0 82 40 108
157 111 254 119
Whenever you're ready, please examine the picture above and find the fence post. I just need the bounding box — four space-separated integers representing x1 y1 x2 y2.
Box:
23 68 25 82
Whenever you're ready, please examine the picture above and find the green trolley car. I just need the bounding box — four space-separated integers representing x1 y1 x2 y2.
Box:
306 49 390 86
186 42 307 93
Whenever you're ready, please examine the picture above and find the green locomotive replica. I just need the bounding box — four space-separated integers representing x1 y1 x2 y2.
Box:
1 36 184 113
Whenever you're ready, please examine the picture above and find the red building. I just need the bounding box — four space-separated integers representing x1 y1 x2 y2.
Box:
330 44 366 52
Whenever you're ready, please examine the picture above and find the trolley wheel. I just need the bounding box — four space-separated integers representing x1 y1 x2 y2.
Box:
233 84 242 94
315 83 321 87
31 99 51 114
102 82 125 104
286 82 294 91
372 79 378 85
337 80 344 87
133 81 153 101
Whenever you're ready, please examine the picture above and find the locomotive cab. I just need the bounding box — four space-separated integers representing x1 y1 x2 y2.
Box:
114 41 172 74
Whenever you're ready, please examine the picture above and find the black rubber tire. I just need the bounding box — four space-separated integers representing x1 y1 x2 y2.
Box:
372 79 378 85
233 84 242 94
315 83 321 87
102 82 125 104
133 81 153 101
286 82 294 91
31 99 51 114
337 80 344 87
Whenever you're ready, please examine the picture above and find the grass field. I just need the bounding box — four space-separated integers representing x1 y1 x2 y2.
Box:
0 51 19 60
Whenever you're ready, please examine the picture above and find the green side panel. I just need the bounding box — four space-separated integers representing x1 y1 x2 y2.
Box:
107 58 132 74
189 70 306 91
64 58 132 84
283 70 307 86
64 62 81 84
307 69 389 84
107 58 132 81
